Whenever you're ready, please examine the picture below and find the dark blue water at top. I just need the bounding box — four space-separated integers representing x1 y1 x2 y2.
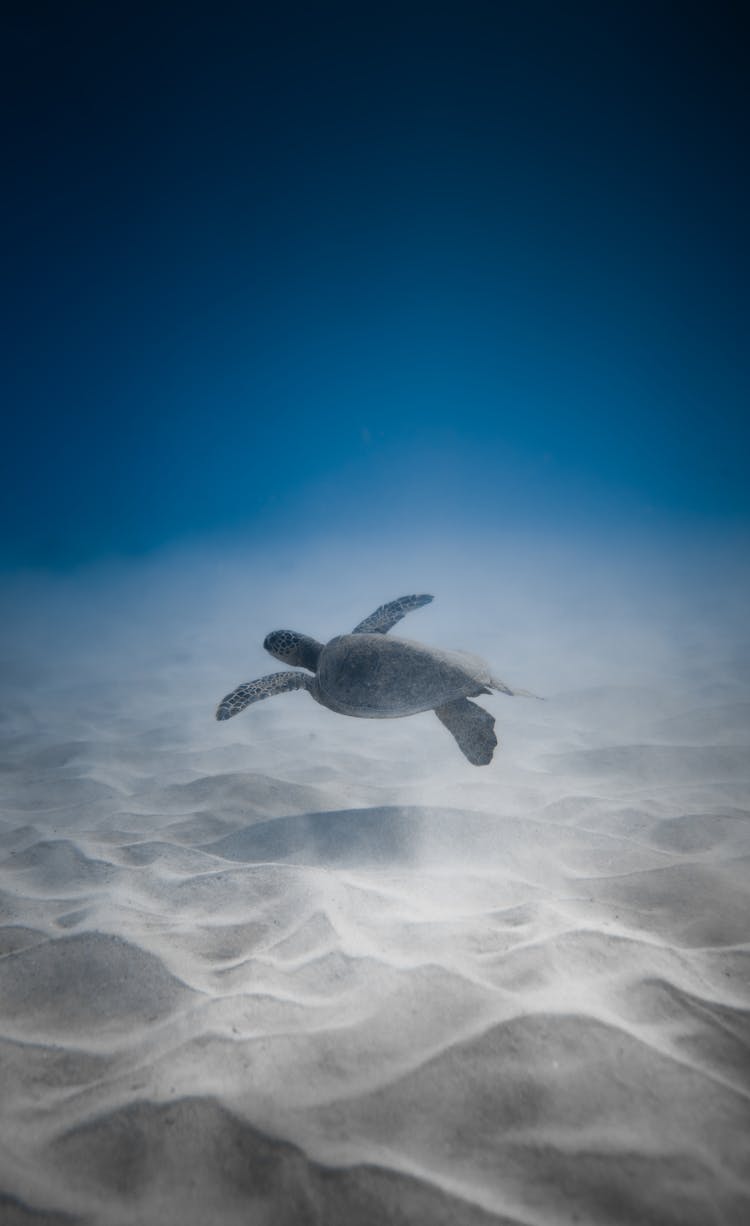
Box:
3 2 747 568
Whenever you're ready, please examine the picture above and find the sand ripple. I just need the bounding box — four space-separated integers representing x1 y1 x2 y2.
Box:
1 666 749 1224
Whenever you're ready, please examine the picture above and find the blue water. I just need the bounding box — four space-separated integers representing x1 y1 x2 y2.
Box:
3 4 747 569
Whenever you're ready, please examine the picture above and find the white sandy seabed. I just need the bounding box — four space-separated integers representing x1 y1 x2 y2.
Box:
0 539 749 1225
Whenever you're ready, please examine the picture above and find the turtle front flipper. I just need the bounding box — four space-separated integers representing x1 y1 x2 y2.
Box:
434 698 497 765
352 594 433 635
216 671 310 720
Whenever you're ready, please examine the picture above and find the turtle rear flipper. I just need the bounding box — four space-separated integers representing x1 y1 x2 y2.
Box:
434 698 497 766
216 671 310 720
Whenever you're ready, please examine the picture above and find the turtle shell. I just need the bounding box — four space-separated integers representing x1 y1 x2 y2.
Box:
314 633 490 718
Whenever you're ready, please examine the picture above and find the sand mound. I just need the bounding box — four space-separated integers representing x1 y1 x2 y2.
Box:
4 840 119 892
0 933 194 1037
0 1191 80 1226
48 1096 516 1226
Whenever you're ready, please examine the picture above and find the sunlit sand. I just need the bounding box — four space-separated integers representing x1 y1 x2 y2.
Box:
1 541 748 1224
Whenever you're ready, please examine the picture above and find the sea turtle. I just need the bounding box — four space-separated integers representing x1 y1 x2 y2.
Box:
215 594 537 765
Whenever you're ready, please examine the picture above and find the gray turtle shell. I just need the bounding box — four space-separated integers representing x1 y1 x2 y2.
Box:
312 633 492 718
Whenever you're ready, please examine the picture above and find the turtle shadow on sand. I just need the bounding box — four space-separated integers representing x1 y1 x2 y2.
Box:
202 807 420 868
201 805 496 869
216 594 539 766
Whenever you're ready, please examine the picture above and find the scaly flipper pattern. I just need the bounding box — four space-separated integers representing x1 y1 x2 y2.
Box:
352 594 433 635
216 671 310 720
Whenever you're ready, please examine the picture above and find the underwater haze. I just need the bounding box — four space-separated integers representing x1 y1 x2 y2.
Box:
2 4 750 1225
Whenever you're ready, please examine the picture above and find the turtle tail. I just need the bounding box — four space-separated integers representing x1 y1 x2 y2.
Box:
490 676 544 699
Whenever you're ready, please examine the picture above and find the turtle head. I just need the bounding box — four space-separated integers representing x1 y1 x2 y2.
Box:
263 630 322 672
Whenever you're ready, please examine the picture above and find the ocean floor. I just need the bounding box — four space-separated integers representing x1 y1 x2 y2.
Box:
1 565 749 1225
